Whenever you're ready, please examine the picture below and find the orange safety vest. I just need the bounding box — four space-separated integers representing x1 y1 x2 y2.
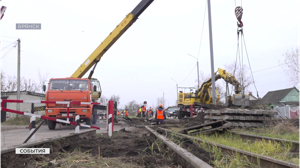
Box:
156 109 164 119
149 108 153 113
117 111 120 115
138 108 141 113
142 106 146 112
125 110 129 116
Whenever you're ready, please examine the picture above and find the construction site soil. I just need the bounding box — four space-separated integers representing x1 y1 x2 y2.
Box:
1 118 210 168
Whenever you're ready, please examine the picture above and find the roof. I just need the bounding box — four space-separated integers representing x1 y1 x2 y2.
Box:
259 87 299 105
1 91 45 98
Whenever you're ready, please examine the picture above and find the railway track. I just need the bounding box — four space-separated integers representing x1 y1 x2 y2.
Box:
228 131 299 153
188 129 299 153
158 127 299 168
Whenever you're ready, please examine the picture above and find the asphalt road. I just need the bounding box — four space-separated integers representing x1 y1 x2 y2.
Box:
0 119 122 150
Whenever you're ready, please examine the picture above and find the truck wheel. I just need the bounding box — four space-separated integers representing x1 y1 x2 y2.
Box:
48 120 56 130
86 119 91 125
177 110 183 119
86 115 93 125
92 115 97 124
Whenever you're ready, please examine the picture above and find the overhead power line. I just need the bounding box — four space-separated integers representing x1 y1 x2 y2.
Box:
1 41 17 51
1 47 16 60
179 63 197 85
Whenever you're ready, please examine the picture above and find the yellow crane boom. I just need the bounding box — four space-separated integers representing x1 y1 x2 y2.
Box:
71 0 154 79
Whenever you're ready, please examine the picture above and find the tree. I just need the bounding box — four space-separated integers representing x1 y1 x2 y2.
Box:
110 94 120 107
223 61 253 94
99 95 109 106
156 96 166 109
279 48 299 87
38 71 49 92
1 71 5 91
20 77 39 92
126 100 140 114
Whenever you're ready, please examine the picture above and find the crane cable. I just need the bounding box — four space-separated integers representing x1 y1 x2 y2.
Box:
242 32 259 98
234 0 260 99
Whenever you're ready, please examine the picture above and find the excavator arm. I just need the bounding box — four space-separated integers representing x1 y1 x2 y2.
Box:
71 0 154 79
197 68 242 104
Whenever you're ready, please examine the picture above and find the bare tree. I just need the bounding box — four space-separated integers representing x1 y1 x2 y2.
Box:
99 95 108 106
38 71 49 92
21 77 40 92
279 48 299 87
224 61 253 94
110 94 120 106
0 71 5 92
1 72 17 91
156 96 166 109
126 100 140 114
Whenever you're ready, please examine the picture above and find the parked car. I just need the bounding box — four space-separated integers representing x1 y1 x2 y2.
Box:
166 107 179 118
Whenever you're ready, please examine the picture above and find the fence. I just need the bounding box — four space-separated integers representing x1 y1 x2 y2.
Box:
274 106 299 119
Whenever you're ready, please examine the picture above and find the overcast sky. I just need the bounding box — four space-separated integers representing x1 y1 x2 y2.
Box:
1 0 299 109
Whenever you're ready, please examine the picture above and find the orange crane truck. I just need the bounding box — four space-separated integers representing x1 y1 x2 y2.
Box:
43 0 154 130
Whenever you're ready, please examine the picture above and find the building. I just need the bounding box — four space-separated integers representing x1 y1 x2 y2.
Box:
259 87 299 107
1 91 45 119
258 87 299 119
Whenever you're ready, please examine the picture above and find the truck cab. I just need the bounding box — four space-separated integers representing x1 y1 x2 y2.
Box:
44 78 94 130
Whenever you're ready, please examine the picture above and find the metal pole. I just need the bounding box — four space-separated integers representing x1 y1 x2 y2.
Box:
163 92 164 106
171 78 178 105
17 39 20 111
207 0 216 105
23 120 45 144
197 61 199 89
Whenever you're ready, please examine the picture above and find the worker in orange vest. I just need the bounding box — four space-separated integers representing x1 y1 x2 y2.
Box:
125 109 129 119
142 105 146 117
117 111 120 116
155 104 166 125
138 108 142 117
149 107 153 117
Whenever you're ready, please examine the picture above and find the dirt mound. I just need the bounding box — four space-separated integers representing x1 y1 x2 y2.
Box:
3 128 181 168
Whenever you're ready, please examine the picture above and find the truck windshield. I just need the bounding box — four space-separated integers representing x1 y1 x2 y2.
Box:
49 79 89 91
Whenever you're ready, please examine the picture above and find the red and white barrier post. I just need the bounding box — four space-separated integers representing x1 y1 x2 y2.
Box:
108 101 114 137
75 115 80 133
29 116 36 142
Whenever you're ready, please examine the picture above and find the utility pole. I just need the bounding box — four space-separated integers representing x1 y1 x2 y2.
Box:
187 54 200 89
207 0 217 105
17 39 20 111
163 92 164 106
171 78 178 105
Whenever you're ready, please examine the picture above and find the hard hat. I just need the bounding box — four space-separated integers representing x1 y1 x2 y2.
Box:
159 104 162 107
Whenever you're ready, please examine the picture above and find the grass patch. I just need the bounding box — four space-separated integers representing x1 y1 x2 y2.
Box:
233 123 299 141
195 131 299 165
2 116 42 125
34 148 141 168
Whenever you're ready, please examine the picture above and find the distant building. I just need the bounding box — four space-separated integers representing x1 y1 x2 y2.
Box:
1 91 45 119
253 87 299 119
259 87 299 107
248 92 258 100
